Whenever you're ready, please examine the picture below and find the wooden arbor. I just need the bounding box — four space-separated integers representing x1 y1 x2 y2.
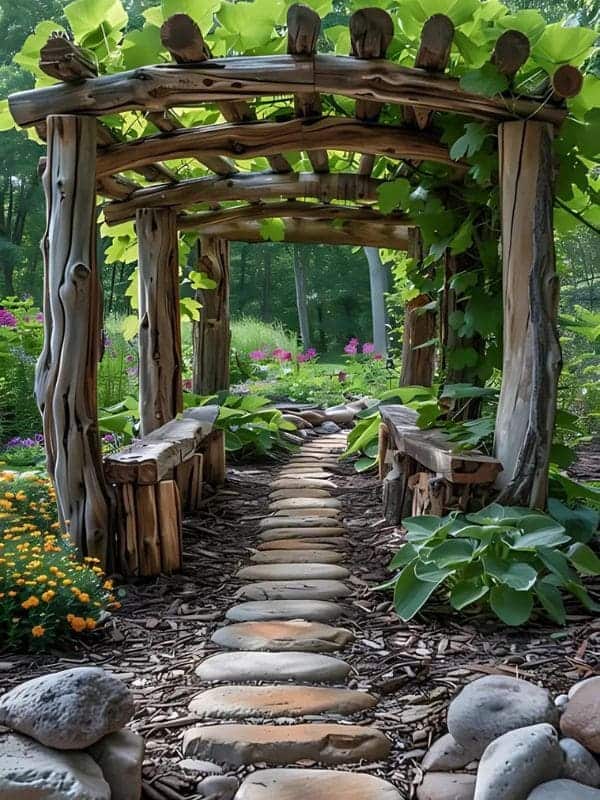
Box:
8 5 578 565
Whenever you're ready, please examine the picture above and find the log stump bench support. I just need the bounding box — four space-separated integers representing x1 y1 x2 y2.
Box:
379 405 503 523
104 406 220 576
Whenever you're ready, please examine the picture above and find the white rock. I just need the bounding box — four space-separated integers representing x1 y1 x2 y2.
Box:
0 731 111 799
448 676 559 752
474 724 562 800
0 667 134 749
422 733 481 771
527 780 600 799
554 694 569 710
560 738 600 787
88 730 144 800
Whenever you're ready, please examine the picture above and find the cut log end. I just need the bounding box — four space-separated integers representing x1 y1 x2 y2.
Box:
491 29 531 78
287 4 321 55
416 14 454 72
39 34 98 82
350 8 394 59
551 64 584 99
160 13 210 63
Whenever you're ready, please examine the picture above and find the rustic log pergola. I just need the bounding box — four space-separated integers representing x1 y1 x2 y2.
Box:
8 5 579 566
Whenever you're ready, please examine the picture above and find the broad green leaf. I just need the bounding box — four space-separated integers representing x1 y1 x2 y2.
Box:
355 456 377 472
122 24 163 69
393 563 444 621
510 516 570 550
538 547 577 583
389 543 419 570
224 429 243 450
467 504 533 525
450 579 489 611
484 555 537 591
403 515 446 540
460 63 509 97
547 498 599 544
449 123 488 160
0 100 15 132
533 23 598 72
429 539 475 568
450 217 474 255
489 585 534 626
567 543 600 577
65 0 127 45
162 0 222 33
378 179 411 214
566 581 600 613
260 218 285 242
121 314 138 341
535 579 566 625
180 296 202 321
414 561 455 582
189 270 218 290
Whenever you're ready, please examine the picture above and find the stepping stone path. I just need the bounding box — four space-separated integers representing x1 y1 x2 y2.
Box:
187 432 401 798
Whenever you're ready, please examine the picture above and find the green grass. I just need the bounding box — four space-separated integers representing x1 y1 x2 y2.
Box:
231 316 299 356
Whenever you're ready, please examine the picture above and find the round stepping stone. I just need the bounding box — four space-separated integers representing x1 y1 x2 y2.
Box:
195 652 351 683
251 550 344 564
237 564 349 581
182 723 391 766
269 498 342 511
258 539 346 551
235 580 351 601
226 600 345 623
260 516 338 530
271 479 337 490
188 685 376 719
269 489 332 500
259 528 345 542
211 620 353 652
235 769 402 799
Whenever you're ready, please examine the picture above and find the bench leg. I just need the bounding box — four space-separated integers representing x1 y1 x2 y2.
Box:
203 430 226 487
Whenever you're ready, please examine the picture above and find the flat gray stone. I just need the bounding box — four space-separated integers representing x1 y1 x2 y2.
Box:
237 563 349 581
270 479 337 490
211 620 353 652
560 738 600 786
269 489 332 500
259 528 346 542
0 732 110 799
226 600 345 622
417 772 476 800
258 538 347 550
474 724 562 800
182 723 391 766
235 769 402 799
448 676 559 753
235 580 351 601
179 759 223 774
269 498 342 511
274 509 342 520
527 781 600 799
88 730 144 800
195 652 350 683
198 775 239 800
279 472 334 480
251 549 344 564
260 516 339 530
316 421 342 433
422 733 481 771
0 667 134 750
188 685 376 718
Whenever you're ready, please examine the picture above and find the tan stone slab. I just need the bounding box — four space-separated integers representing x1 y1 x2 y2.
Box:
258 539 347 550
274 509 342 519
212 620 353 652
260 517 341 530
182 723 391 766
188 685 376 719
225 600 345 623
279 472 334 480
195 652 350 683
269 498 341 511
235 769 402 799
269 489 332 500
235 580 351 601
237 563 349 582
259 528 345 542
251 550 344 564
270 479 337 491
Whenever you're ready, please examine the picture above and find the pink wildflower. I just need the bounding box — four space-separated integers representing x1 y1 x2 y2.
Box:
0 308 18 327
362 342 375 354
372 353 383 360
273 348 292 361
249 350 267 361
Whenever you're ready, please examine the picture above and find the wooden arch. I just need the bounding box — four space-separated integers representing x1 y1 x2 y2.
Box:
8 3 579 564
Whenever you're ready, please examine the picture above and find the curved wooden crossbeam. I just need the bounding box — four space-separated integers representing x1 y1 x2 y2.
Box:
96 117 457 178
9 55 567 129
103 171 384 224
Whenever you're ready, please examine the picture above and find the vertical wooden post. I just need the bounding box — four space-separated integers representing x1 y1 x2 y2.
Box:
495 121 561 509
35 115 110 561
137 207 182 435
400 229 436 386
192 236 231 395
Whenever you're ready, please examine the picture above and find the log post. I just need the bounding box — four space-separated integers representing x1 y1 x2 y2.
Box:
137 207 183 435
400 229 436 386
192 236 231 395
495 121 561 509
35 115 111 562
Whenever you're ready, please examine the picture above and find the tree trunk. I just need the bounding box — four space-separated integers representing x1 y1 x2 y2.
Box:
261 246 272 322
364 246 388 356
400 230 436 386
192 236 231 395
35 115 110 562
137 207 183 435
495 121 561 509
293 245 311 348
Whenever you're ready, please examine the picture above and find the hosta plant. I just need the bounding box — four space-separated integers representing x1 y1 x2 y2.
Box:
387 502 600 626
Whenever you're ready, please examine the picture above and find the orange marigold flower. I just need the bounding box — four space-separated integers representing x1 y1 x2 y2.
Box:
31 625 45 638
41 590 56 603
21 595 39 610
103 580 114 590
67 615 87 633
85 617 97 630
78 592 90 603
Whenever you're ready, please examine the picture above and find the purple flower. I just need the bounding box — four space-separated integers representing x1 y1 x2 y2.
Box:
249 350 267 361
102 433 116 443
125 354 134 363
35 312 44 323
343 343 358 355
362 342 375 354
273 348 292 362
305 348 317 359
0 308 18 328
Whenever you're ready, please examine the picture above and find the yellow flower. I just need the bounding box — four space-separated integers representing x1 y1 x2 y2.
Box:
78 592 90 603
62 579 73 587
103 580 114 590
21 595 39 610
8 591 16 597
41 590 56 603
31 625 45 638
67 614 86 633
35 574 48 584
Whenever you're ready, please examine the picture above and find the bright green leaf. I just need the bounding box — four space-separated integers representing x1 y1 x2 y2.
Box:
489 585 533 625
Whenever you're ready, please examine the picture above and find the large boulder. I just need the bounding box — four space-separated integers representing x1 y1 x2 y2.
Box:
527 780 600 799
88 730 144 800
560 679 600 753
0 731 110 799
0 667 134 749
447 676 559 753
474 724 562 800
560 738 600 787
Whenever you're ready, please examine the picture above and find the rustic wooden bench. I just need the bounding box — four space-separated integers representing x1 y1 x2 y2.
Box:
104 405 222 577
379 405 502 522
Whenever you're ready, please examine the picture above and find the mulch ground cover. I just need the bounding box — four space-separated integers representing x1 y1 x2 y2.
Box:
1 445 599 799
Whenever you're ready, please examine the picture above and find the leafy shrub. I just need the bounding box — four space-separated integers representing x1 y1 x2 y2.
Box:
0 435 46 470
98 316 139 408
387 502 600 627
0 471 118 651
231 316 299 359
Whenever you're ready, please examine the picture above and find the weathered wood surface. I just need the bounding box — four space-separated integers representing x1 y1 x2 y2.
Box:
193 236 231 394
8 56 567 129
35 115 110 561
96 117 458 178
495 121 560 509
178 218 411 249
405 14 454 129
202 430 226 486
399 231 436 386
491 30 530 78
380 405 502 484
94 120 176 185
39 33 97 81
137 207 183 436
104 171 384 224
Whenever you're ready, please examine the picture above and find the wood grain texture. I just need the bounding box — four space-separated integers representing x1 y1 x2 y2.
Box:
35 115 111 562
495 121 561 509
137 207 183 435
350 7 394 127
491 30 530 78
202 430 226 486
405 14 454 129
399 230 436 387
39 33 97 81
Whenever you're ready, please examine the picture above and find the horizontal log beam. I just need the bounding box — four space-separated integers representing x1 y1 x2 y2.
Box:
104 170 384 224
96 117 457 178
178 218 411 249
8 55 567 129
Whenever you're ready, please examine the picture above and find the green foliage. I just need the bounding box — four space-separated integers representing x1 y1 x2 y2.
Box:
387 502 600 626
